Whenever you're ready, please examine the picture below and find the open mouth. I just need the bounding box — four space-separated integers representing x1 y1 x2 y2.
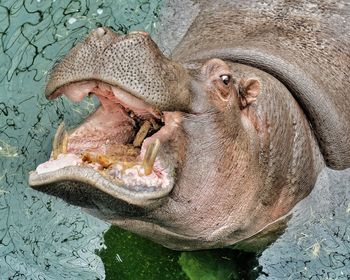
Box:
29 80 176 206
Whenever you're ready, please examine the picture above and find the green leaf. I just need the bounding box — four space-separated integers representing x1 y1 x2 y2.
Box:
97 226 260 280
97 226 188 280
179 249 260 280
179 251 238 280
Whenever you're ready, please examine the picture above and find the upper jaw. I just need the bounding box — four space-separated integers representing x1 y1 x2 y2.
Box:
28 79 181 207
45 27 191 111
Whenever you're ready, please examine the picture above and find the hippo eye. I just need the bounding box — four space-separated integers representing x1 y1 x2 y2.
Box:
220 75 231 85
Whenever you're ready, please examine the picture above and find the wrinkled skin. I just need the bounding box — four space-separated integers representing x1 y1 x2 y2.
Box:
29 0 349 251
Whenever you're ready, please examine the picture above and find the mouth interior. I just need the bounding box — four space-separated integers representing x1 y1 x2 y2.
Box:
35 80 173 192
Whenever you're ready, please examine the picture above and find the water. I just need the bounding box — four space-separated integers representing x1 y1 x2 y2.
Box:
0 0 161 279
0 0 349 279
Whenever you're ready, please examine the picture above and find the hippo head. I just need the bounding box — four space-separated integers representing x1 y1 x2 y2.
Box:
29 28 283 251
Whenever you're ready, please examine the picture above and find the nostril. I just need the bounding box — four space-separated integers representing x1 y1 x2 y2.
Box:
96 27 107 38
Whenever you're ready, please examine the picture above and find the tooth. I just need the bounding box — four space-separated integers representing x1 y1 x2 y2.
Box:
133 120 151 147
142 138 160 176
149 118 161 130
82 152 94 163
97 154 113 168
61 130 68 154
52 122 68 159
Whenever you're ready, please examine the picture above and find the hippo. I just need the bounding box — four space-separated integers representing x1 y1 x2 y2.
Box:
29 0 350 251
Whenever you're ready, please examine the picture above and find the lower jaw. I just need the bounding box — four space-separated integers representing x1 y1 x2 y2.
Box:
29 166 174 210
28 159 175 207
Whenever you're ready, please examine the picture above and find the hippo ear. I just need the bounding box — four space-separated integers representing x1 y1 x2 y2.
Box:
238 78 261 108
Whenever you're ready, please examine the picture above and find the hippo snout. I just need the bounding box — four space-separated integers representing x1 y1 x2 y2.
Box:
46 27 191 111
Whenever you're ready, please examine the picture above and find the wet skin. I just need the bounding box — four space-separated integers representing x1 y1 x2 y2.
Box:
29 1 350 251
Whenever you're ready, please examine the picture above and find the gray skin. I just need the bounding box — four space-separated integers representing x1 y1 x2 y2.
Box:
29 0 349 251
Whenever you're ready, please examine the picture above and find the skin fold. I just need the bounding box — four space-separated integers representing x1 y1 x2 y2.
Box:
29 0 349 251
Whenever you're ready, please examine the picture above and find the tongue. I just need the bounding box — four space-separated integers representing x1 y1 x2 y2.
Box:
67 92 136 155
